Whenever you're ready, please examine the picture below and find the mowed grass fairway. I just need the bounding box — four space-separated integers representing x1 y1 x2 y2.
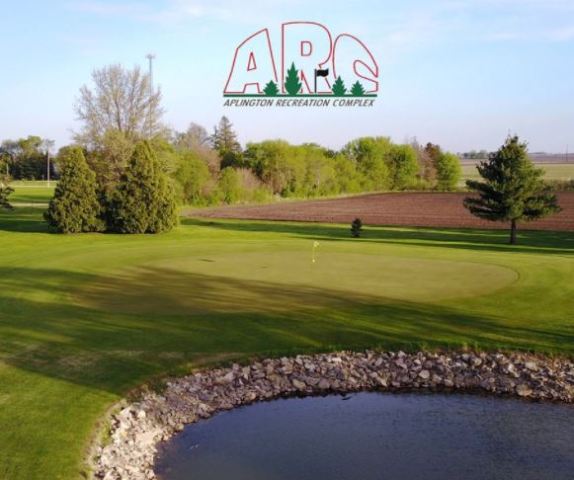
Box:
8 181 55 205
0 206 573 479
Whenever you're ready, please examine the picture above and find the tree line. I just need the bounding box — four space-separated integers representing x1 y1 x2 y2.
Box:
0 64 463 215
0 128 463 206
0 63 561 242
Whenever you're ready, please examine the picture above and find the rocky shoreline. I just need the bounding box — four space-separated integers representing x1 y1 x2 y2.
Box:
93 350 574 480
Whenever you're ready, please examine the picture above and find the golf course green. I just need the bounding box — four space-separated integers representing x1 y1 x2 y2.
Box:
0 202 573 479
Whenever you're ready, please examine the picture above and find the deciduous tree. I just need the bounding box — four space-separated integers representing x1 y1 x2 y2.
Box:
75 64 164 148
435 152 461 191
175 151 211 204
388 144 419 190
217 167 242 204
1 136 54 180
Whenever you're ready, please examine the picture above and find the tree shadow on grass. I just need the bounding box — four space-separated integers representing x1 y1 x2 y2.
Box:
183 218 574 256
0 207 50 233
1 266 573 396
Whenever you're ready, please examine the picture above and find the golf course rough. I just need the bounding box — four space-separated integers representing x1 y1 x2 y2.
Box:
0 206 573 480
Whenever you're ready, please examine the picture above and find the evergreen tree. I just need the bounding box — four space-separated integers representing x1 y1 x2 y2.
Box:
211 116 242 169
422 142 441 185
211 116 241 156
464 136 561 244
263 80 279 96
44 146 104 233
350 81 366 96
109 141 178 234
331 76 347 96
351 218 362 238
0 182 13 210
284 62 302 96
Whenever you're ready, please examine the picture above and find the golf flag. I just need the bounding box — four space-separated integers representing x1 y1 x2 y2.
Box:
314 68 330 93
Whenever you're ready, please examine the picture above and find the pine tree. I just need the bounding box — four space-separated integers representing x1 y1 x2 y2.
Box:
0 166 13 210
350 81 366 96
331 76 347 96
464 136 561 244
351 218 363 238
109 141 178 234
211 116 241 156
284 62 302 96
263 80 279 96
44 147 103 233
0 183 13 210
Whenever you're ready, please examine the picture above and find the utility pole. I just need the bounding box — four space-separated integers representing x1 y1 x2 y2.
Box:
146 53 156 139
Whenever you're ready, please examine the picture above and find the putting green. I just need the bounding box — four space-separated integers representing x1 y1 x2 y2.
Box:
74 252 518 315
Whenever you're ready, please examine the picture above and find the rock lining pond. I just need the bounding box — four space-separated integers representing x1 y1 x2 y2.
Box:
93 351 574 480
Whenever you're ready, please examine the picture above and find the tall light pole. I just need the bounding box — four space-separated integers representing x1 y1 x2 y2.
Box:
146 53 156 139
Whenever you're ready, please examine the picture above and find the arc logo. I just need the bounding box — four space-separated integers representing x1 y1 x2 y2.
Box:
223 21 379 108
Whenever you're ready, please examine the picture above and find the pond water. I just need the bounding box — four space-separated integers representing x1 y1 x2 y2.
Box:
155 393 574 480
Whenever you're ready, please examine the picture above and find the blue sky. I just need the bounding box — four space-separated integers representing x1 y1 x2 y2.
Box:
1 0 573 152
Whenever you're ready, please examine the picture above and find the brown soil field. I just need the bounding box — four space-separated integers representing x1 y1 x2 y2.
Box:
188 192 574 231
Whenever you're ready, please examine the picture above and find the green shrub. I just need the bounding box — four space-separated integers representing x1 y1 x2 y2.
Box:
435 152 462 191
545 179 574 192
174 151 211 205
217 167 242 204
109 141 178 234
343 137 392 191
351 218 363 238
44 147 104 233
388 144 419 190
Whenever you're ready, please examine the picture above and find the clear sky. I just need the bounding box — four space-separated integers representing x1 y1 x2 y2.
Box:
1 0 573 153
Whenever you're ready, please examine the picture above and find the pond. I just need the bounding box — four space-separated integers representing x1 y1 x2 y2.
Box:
155 393 574 480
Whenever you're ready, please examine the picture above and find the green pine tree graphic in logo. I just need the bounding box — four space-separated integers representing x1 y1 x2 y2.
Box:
350 81 366 97
331 76 347 96
284 62 302 96
263 80 279 96
224 63 377 99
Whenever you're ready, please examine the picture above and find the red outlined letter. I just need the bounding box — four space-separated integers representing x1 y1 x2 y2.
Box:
224 28 278 94
332 33 379 94
281 21 333 94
